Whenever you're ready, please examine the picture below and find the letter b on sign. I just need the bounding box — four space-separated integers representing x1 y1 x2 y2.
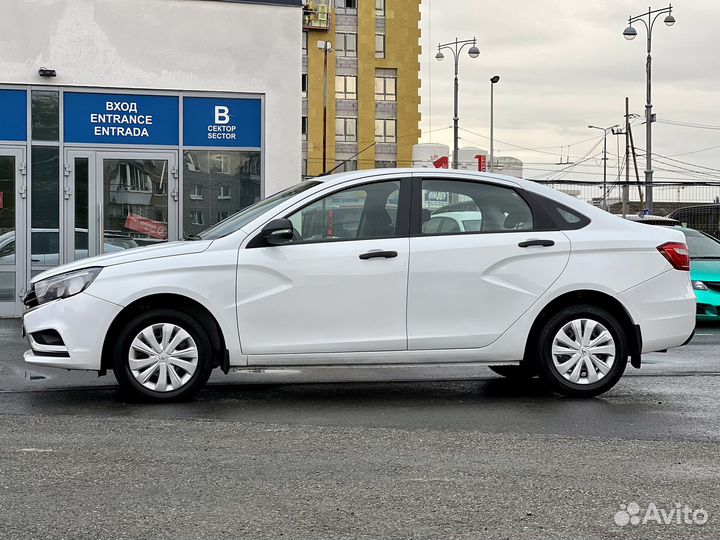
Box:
215 106 230 125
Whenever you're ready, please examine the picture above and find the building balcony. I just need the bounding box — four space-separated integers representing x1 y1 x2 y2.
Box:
303 3 330 30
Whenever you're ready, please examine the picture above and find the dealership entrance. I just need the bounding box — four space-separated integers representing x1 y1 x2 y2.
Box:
0 86 264 316
62 150 178 267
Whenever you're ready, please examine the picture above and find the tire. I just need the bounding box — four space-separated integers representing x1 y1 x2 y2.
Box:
534 304 628 398
488 364 537 379
112 309 213 402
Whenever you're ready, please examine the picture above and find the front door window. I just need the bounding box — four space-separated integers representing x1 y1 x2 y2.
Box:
288 181 401 242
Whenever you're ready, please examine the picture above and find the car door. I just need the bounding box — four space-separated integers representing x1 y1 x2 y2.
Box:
236 178 410 357
407 176 571 350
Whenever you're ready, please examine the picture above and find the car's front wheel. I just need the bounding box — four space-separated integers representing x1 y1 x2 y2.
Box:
112 309 213 401
535 305 628 397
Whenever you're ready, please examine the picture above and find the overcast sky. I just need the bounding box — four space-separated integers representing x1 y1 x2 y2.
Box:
419 0 720 182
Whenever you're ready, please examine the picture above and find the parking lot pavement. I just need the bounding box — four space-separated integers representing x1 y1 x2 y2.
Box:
2 318 720 539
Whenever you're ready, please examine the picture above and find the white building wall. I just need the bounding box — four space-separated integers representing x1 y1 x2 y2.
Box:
0 0 301 195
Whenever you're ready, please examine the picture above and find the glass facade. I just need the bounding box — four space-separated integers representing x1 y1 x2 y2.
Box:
0 85 264 314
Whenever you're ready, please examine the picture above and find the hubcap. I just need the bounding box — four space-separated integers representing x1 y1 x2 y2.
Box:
128 323 198 392
551 318 616 385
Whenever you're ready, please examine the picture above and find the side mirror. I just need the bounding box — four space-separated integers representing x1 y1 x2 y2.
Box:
262 218 295 246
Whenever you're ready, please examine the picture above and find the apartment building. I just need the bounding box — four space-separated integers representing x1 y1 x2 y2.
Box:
302 0 421 176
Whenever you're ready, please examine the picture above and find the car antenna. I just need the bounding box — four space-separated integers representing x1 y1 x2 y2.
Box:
319 142 377 177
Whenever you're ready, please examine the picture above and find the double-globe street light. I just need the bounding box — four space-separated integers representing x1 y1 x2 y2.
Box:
436 38 480 169
623 4 676 214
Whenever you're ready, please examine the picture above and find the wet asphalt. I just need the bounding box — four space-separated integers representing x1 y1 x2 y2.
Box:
1 318 719 539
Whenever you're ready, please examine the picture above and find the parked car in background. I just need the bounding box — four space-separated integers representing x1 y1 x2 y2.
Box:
22 169 695 401
682 227 720 321
668 204 720 240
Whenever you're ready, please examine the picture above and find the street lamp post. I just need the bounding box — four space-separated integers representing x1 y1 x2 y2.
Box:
589 124 619 211
489 75 500 172
623 4 676 214
436 38 480 169
317 40 333 174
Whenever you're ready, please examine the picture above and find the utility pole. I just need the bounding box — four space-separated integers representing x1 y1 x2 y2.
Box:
317 40 333 174
624 97 630 216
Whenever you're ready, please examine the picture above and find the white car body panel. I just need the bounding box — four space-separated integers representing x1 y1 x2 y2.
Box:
407 231 571 349
20 169 695 382
237 238 409 355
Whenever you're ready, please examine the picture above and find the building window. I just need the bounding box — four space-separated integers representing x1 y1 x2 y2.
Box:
190 211 204 226
375 160 396 168
335 75 357 100
336 0 357 14
210 154 231 175
375 119 396 143
302 116 308 141
336 32 357 57
302 73 308 98
375 75 396 101
334 160 358 173
375 0 385 16
218 185 231 200
302 31 308 54
375 33 385 59
190 184 203 200
335 117 357 142
217 211 229 222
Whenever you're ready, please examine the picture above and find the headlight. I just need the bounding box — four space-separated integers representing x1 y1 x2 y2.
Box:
34 267 102 305
692 280 709 291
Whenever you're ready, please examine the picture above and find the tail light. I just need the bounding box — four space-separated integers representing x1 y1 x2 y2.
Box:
657 242 690 271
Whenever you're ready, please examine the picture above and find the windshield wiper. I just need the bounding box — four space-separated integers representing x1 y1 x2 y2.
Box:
184 234 202 241
690 256 720 260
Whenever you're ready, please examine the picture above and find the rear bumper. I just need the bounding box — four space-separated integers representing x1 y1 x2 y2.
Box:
22 292 122 371
618 269 695 353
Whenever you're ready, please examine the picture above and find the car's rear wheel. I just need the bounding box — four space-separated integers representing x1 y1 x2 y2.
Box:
488 364 537 379
535 305 628 397
112 309 213 401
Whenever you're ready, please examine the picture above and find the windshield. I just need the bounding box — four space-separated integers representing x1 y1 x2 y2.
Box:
684 229 720 259
198 181 321 240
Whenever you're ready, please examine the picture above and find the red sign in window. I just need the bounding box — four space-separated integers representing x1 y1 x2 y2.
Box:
124 213 167 239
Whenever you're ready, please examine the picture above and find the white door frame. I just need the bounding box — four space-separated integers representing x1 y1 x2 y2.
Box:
0 147 27 317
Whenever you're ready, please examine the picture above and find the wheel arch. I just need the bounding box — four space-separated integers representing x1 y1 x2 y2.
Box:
524 289 642 368
101 293 228 372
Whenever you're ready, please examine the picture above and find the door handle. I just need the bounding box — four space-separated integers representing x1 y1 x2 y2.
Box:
518 239 555 248
359 250 398 260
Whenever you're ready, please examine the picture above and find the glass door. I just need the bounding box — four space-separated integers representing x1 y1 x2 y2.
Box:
0 148 27 316
64 150 96 263
96 151 178 252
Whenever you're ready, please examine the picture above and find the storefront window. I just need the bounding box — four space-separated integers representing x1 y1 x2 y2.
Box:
31 146 60 255
182 150 261 237
31 91 59 142
104 159 169 245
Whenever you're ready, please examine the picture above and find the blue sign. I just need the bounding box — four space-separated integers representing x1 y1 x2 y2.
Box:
183 97 261 148
64 92 179 145
0 90 27 141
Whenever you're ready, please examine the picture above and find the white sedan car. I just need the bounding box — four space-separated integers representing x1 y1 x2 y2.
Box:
22 169 695 401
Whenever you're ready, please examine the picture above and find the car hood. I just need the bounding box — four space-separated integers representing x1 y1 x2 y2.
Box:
31 240 213 284
691 259 720 283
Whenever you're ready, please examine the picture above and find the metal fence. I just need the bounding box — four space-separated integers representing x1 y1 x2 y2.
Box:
534 180 720 239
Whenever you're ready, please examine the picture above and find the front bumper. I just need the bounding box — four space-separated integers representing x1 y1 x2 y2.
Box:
695 289 720 321
23 292 123 371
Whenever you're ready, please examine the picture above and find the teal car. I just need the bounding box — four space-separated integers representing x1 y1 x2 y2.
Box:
682 227 720 321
